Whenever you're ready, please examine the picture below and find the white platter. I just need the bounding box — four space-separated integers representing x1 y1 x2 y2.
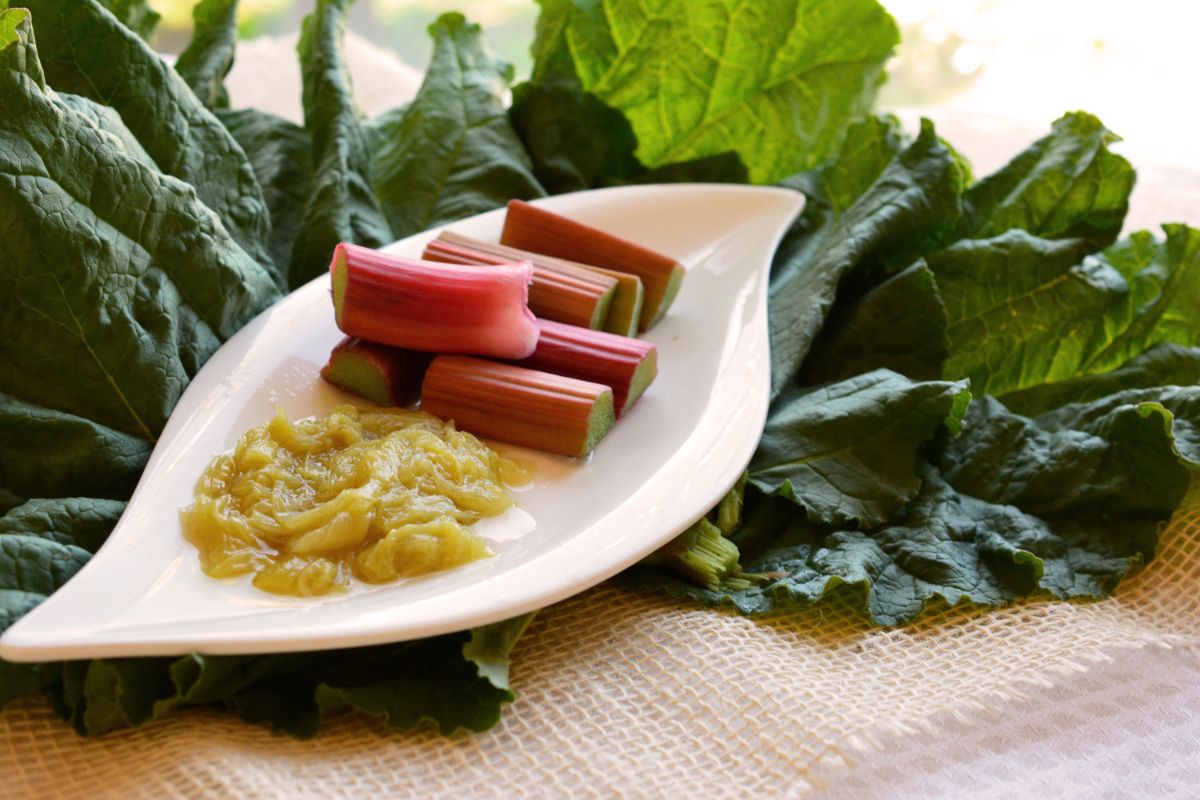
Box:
0 183 803 661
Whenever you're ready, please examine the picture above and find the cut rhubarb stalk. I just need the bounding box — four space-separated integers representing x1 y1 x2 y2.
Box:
501 199 684 332
421 355 614 457
330 242 539 359
575 263 644 338
320 336 432 407
423 235 617 331
514 318 656 417
426 232 643 337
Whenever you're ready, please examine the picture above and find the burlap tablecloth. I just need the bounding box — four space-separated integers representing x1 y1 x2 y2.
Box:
3 36 1197 799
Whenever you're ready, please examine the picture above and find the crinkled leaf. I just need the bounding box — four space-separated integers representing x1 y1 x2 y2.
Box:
219 108 314 283
749 370 970 528
1000 344 1200 417
631 392 1190 624
956 111 1134 248
509 80 641 193
532 0 899 183
315 613 533 737
0 533 90 708
0 395 150 500
0 10 279 443
371 13 544 239
937 396 1192 519
935 225 1200 397
46 616 532 737
1083 225 1200 372
96 0 159 42
630 151 748 185
175 0 238 109
768 120 963 398
16 0 278 285
801 261 948 384
1033 387 1200 468
288 0 392 287
0 498 124 554
786 113 908 216
54 93 155 167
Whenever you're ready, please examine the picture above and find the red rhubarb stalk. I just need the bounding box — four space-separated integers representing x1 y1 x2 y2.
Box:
420 355 615 457
426 231 643 337
500 199 684 332
320 337 432 407
514 319 657 417
330 242 538 359
423 236 616 331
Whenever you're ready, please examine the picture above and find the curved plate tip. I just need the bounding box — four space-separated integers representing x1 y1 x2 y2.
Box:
0 183 804 662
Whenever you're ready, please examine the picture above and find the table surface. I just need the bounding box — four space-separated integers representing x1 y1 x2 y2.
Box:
2 33 1198 800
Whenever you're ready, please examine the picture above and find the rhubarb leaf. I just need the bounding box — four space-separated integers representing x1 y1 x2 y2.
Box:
936 396 1192 519
15 0 278 285
0 9 279 441
0 395 151 500
0 498 124 554
800 262 948 384
42 615 532 737
0 533 90 708
955 111 1134 248
509 81 640 193
288 0 392 287
768 120 963 398
97 0 160 42
532 0 899 183
175 0 238 109
371 13 544 238
1000 344 1200 417
220 109 314 283
749 370 970 528
934 225 1200 397
630 392 1191 625
1032 387 1200 467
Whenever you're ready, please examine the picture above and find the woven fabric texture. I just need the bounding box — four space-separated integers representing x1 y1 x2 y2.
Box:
2 490 1197 799
3 39 1198 800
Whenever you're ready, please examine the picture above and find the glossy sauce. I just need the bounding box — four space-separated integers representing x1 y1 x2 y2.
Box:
181 405 525 596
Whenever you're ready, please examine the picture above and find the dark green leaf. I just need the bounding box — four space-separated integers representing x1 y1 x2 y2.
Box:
935 225 1200 397
749 370 970 527
800 261 948 384
175 0 238 109
1000 344 1200 417
768 120 964 398
288 0 392 287
16 0 279 285
956 111 1134 248
787 114 908 215
0 11 279 442
509 80 640 193
634 390 1188 625
0 533 90 708
630 152 749 185
0 497 124 553
43 616 531 737
219 108 314 282
531 0 899 183
1033 387 1200 468
96 0 159 42
370 13 544 239
937 396 1192 519
0 395 150 500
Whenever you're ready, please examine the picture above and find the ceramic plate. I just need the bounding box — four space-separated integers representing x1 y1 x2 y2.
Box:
0 183 803 661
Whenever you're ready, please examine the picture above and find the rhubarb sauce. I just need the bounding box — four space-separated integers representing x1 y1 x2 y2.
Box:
180 405 526 596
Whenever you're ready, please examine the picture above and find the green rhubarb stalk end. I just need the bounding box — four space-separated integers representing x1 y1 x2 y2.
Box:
582 388 616 456
641 263 685 331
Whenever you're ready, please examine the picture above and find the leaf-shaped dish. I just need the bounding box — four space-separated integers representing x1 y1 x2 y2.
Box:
0 184 803 661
